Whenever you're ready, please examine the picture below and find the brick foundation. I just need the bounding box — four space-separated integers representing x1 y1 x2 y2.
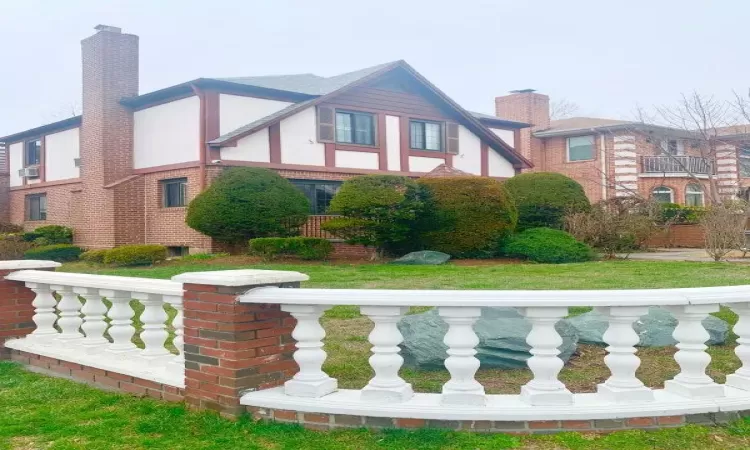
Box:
648 224 705 248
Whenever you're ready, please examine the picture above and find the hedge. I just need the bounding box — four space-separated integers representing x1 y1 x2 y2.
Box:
504 172 590 231
103 244 167 266
417 176 517 257
80 249 109 264
24 244 83 262
249 237 333 260
500 227 595 264
23 225 74 246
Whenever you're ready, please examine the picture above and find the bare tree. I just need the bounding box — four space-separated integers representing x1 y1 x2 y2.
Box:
701 201 747 261
549 99 580 121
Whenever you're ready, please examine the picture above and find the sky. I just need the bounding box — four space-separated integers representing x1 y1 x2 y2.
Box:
1 0 748 136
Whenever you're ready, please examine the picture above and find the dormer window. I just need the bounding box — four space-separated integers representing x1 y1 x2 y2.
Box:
335 111 375 146
25 139 41 166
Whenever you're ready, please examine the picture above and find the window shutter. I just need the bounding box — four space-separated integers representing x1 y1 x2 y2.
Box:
446 122 459 154
316 106 335 143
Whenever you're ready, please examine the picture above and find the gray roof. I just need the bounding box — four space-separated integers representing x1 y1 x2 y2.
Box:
208 99 317 145
539 117 633 135
469 111 530 128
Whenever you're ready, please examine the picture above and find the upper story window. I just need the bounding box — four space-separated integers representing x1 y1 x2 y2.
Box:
335 111 375 146
26 193 47 221
291 180 342 215
567 135 595 161
661 138 683 155
161 178 187 207
740 146 750 177
410 120 442 151
25 139 41 166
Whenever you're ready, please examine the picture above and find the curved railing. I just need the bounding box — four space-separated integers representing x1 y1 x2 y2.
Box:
238 285 750 422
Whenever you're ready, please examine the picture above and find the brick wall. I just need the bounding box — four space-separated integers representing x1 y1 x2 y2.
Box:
0 175 9 223
0 269 35 359
648 224 705 248
8 183 83 232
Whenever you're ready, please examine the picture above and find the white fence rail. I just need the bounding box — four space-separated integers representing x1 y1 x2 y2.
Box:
238 286 750 421
4 270 184 387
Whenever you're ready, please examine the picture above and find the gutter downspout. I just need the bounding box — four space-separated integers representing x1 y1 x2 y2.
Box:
600 134 607 200
191 84 207 190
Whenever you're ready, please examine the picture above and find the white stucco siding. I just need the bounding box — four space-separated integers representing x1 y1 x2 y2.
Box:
133 96 200 169
45 128 80 181
335 150 379 170
386 115 401 171
8 142 23 187
452 125 482 175
219 95 292 135
490 128 515 148
220 128 271 162
409 156 443 173
488 149 516 177
279 108 325 166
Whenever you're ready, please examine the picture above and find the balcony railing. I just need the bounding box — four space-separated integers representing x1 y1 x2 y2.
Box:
641 155 713 175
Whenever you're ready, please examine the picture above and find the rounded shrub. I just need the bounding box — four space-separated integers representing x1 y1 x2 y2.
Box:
24 244 83 262
417 176 517 257
103 244 167 266
322 175 431 256
504 172 590 231
23 225 74 245
80 249 109 264
501 228 595 264
186 167 310 244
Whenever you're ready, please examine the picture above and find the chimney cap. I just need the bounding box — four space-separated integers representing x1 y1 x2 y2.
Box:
510 89 536 94
94 24 122 33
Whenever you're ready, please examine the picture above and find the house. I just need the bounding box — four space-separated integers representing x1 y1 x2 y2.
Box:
493 90 750 206
0 25 531 254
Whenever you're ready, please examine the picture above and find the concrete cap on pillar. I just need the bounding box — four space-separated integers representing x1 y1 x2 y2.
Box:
172 269 309 286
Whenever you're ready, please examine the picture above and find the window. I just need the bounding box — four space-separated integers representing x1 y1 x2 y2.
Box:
685 184 704 207
161 178 187 207
291 180 342 215
661 139 683 155
651 186 674 204
167 246 189 257
335 111 375 145
410 120 443 151
567 135 595 161
25 140 41 166
740 146 750 177
26 194 47 221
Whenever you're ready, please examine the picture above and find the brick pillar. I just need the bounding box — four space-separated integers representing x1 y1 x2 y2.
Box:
172 269 309 417
0 261 61 359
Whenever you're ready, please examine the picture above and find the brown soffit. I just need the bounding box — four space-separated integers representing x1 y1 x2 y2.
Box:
0 116 81 145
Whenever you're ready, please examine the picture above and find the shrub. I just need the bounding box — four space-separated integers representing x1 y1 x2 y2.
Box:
80 249 109 264
0 234 33 260
24 244 83 262
701 201 747 261
23 225 74 245
321 175 432 257
249 237 333 260
660 203 706 225
180 252 230 262
417 176 517 257
186 167 310 245
504 172 590 231
103 244 167 266
500 228 595 264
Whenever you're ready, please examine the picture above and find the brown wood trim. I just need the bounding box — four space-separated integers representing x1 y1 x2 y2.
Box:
129 92 197 112
204 90 221 162
321 102 450 123
39 136 46 183
377 113 387 170
334 144 381 153
191 84 207 190
445 154 453 168
481 142 489 176
409 149 447 159
324 143 335 167
9 178 81 191
513 129 522 155
218 159 436 177
399 116 410 172
132 161 201 174
269 123 281 164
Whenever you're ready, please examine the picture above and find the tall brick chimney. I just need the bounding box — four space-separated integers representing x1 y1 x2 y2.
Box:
78 25 142 248
494 90 550 167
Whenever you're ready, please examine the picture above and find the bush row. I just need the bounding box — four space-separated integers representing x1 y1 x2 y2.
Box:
25 244 168 266
249 237 333 260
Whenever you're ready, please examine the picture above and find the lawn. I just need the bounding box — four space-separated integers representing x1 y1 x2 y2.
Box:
4 257 750 449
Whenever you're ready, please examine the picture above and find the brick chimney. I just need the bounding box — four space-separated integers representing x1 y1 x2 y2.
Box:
494 90 550 167
78 25 142 248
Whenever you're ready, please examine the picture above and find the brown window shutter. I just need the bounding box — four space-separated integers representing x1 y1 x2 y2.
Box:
446 122 459 154
316 106 335 143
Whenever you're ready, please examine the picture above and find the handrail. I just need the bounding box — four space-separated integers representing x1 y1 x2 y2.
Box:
5 270 183 297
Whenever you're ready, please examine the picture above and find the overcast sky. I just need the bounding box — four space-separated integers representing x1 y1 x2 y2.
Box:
1 0 748 136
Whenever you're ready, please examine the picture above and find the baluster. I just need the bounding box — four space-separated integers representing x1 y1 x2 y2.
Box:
281 304 337 397
725 303 750 390
664 305 724 399
100 289 137 353
26 282 58 340
51 285 83 340
520 307 572 406
164 295 184 370
596 306 654 403
74 287 109 351
360 306 413 403
133 292 170 359
439 307 485 406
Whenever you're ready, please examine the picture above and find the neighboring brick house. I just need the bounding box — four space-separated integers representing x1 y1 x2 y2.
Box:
494 90 750 206
0 25 531 254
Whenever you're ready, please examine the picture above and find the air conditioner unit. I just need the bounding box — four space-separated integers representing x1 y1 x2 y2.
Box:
18 167 39 178
74 158 81 168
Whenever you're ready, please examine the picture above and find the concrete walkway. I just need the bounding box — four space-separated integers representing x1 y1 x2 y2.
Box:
622 248 750 263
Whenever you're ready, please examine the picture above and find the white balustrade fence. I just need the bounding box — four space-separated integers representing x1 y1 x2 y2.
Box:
238 285 750 422
4 270 184 387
